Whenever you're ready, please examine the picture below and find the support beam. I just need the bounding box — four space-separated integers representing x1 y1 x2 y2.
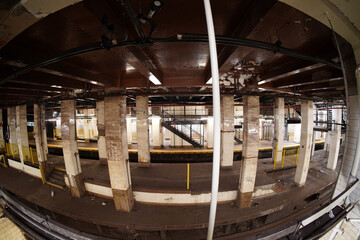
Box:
34 104 48 179
327 107 342 170
16 105 30 166
205 0 277 81
0 109 4 152
7 107 18 157
136 96 150 167
82 1 163 84
151 107 163 149
294 100 314 187
259 63 326 85
104 96 134 212
41 105 48 159
83 109 90 143
237 95 259 208
272 98 285 165
61 100 85 198
96 100 107 165
220 95 234 168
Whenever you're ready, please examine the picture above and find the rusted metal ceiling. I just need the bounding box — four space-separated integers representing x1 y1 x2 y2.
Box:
0 0 347 107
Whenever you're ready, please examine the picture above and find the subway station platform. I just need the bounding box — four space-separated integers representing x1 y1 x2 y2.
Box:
0 148 339 239
28 139 325 164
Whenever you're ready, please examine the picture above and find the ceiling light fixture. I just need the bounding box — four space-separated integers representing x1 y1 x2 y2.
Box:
149 73 161 85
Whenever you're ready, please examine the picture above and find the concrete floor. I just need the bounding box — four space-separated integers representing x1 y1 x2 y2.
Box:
0 146 340 239
0 149 339 238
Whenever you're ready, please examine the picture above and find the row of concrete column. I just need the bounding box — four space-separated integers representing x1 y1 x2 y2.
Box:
2 96 342 211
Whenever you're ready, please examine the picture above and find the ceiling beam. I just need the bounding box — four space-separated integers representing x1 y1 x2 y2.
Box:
0 83 64 93
259 63 326 85
0 58 111 87
276 77 344 89
204 0 277 82
9 80 78 90
83 0 163 84
297 79 344 91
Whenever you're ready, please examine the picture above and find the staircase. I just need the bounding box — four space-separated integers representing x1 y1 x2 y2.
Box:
162 121 203 147
234 136 242 144
47 169 66 188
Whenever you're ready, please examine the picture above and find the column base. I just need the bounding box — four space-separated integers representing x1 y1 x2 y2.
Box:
138 161 151 168
112 187 134 212
99 158 108 166
294 181 305 188
221 165 233 170
39 161 50 181
236 191 253 208
68 173 86 198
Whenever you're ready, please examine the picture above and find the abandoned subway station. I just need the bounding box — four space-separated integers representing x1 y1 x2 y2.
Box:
0 0 360 239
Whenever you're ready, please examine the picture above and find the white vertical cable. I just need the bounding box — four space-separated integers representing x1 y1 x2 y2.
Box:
203 0 221 239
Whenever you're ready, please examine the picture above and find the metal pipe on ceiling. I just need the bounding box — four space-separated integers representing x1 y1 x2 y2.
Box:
0 36 340 87
203 0 221 239
152 34 341 70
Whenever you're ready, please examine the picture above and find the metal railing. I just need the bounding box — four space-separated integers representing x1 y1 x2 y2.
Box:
5 143 39 166
0 154 7 167
5 143 20 159
273 146 299 170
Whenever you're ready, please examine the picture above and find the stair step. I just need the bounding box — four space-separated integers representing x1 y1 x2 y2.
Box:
47 169 66 187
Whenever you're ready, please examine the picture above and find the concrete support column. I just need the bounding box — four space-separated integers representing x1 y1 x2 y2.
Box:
61 100 85 198
294 100 314 187
7 107 18 157
126 118 132 146
220 95 234 168
105 96 134 212
16 105 30 165
136 96 150 167
0 109 5 152
327 107 342 170
96 100 107 165
237 96 259 208
83 109 90 143
151 116 163 148
272 98 284 164
207 116 214 148
34 104 48 178
41 105 48 160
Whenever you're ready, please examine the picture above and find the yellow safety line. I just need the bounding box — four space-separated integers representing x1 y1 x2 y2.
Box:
46 181 64 190
273 142 278 170
187 163 190 190
28 139 327 155
54 167 66 172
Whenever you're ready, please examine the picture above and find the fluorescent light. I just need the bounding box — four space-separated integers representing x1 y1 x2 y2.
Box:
51 85 62 89
90 81 98 85
206 77 212 85
198 62 206 67
126 64 135 71
149 74 161 85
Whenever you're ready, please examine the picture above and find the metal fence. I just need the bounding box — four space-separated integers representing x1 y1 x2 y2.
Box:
273 146 299 170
